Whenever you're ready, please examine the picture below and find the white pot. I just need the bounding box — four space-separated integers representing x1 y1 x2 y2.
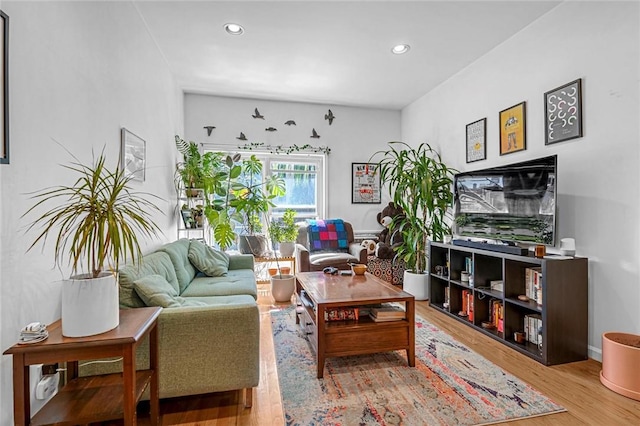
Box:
62 272 120 337
271 274 296 303
279 241 296 257
402 270 429 301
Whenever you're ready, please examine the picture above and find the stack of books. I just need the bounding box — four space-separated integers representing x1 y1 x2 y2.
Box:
369 304 406 322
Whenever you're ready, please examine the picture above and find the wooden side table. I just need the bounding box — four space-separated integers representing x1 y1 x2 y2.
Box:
3 306 162 426
254 254 296 284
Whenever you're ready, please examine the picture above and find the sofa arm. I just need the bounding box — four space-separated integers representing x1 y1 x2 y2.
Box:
79 302 260 400
228 253 255 270
349 242 368 264
296 243 310 272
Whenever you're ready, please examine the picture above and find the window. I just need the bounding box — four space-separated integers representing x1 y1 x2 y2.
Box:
203 146 326 224
267 155 325 221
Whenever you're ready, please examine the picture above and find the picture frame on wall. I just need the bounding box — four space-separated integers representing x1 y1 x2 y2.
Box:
0 11 9 165
499 101 526 155
352 162 381 204
120 128 146 182
466 118 486 163
544 78 583 145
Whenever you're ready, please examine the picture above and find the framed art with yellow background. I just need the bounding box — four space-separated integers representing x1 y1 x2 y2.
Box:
499 101 526 155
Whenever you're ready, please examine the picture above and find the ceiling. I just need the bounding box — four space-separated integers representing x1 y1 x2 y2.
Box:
135 1 561 110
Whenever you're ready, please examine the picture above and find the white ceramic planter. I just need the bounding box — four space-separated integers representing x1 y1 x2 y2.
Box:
600 332 640 401
402 270 429 301
62 272 120 337
271 274 295 303
279 242 296 257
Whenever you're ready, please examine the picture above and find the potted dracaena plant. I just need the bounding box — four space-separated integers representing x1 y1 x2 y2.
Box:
370 141 456 300
23 148 162 337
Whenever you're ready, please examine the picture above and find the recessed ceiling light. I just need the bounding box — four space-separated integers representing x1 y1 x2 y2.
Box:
224 23 244 36
391 44 410 55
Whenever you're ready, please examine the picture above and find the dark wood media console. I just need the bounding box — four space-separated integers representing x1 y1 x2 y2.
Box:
429 242 588 365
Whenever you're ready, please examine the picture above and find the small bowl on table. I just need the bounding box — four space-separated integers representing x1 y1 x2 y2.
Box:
350 264 367 275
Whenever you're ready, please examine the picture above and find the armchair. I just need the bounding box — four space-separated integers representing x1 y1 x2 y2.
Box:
295 219 367 272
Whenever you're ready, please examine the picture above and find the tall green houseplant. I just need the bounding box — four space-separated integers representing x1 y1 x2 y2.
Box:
371 141 456 275
23 149 162 336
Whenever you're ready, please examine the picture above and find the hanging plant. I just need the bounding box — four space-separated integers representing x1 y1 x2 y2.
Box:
237 142 331 155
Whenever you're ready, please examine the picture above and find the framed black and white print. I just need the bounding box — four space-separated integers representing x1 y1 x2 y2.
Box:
352 162 381 204
544 78 583 145
466 118 486 163
120 128 146 182
0 11 8 164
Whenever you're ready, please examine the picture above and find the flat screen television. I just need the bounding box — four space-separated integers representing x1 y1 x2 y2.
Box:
453 155 557 246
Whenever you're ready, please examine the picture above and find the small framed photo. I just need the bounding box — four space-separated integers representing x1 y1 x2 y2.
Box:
466 118 486 163
499 101 526 155
544 78 583 145
180 209 193 228
120 128 146 182
352 162 381 204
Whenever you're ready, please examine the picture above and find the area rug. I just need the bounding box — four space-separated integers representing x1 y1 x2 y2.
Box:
271 307 565 425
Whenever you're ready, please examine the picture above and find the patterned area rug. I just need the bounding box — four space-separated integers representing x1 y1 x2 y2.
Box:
271 307 565 425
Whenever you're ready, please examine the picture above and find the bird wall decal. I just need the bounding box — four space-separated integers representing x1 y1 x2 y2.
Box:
284 120 296 126
236 132 247 141
310 128 320 139
325 109 336 125
265 127 277 132
252 108 265 119
203 126 216 136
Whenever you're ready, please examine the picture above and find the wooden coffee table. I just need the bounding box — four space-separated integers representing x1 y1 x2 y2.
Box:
295 271 415 378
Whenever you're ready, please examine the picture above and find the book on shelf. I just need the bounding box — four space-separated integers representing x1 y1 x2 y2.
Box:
490 299 504 332
525 267 543 306
461 290 474 321
369 303 406 321
324 307 359 321
524 314 543 344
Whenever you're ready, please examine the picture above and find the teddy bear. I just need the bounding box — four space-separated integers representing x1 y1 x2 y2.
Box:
375 202 405 259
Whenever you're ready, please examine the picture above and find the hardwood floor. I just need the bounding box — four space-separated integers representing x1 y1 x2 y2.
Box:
132 285 640 425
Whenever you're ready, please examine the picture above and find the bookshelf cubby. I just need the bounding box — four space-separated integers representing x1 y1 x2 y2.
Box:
428 241 588 365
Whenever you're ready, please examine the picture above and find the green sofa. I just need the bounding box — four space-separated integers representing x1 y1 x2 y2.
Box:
80 239 260 407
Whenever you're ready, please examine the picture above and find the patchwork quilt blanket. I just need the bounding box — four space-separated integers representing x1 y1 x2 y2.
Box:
307 219 349 252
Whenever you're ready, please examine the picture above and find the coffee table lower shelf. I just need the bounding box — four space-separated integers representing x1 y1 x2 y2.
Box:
31 371 153 425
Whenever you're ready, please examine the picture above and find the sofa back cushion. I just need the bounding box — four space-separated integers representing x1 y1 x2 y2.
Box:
188 239 230 277
158 239 198 293
118 251 179 308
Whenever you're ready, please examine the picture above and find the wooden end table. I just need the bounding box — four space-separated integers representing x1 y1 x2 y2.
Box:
295 271 415 378
3 307 162 426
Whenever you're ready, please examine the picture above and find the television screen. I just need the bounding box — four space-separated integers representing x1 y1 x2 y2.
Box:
453 155 557 245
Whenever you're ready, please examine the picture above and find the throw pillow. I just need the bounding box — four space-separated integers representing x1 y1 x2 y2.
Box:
134 274 179 308
188 239 230 277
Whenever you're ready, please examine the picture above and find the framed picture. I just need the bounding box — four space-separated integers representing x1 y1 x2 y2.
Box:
352 162 381 204
120 128 145 182
499 101 526 155
544 78 583 145
180 209 193 228
466 118 486 163
0 11 8 164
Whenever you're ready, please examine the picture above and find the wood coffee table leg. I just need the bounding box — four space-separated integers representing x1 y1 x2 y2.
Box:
317 355 325 379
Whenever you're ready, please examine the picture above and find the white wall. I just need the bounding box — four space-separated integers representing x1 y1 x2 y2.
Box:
184 94 401 231
401 1 640 359
0 2 182 422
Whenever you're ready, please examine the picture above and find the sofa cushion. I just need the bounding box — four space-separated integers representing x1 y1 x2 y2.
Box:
158 239 198 294
118 251 180 308
181 269 258 300
309 252 360 268
134 274 179 308
188 240 230 277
